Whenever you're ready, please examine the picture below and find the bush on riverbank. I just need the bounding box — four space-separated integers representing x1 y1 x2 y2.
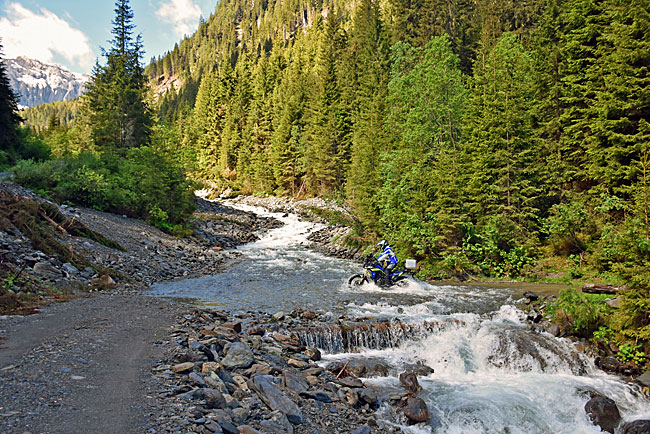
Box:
11 148 196 231
542 288 649 372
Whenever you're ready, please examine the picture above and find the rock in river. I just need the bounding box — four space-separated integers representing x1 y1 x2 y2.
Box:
585 396 621 433
404 396 430 423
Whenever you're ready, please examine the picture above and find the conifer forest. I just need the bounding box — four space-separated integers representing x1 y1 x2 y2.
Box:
2 0 650 341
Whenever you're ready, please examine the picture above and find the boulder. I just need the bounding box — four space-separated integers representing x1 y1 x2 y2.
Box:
399 372 422 393
282 370 309 394
620 420 650 434
221 342 254 370
204 388 227 409
250 375 303 424
33 262 61 280
598 356 621 373
260 410 294 434
404 397 430 423
585 396 621 433
635 371 650 387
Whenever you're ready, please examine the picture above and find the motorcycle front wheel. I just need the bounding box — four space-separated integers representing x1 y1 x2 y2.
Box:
348 274 367 286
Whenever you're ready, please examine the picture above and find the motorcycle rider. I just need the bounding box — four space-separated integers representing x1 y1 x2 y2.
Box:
376 240 398 286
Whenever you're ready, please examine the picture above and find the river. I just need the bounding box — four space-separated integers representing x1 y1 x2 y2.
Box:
150 201 650 433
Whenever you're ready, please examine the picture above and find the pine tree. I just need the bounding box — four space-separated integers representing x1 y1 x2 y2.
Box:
590 0 650 198
0 41 22 162
558 0 608 187
465 33 542 234
345 0 390 227
81 0 152 153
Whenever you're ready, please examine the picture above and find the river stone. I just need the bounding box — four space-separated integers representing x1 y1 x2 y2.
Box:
299 390 333 403
239 426 264 434
260 411 294 434
232 406 250 424
202 362 221 373
599 356 621 372
636 371 650 387
585 396 621 433
218 420 239 434
33 262 61 279
283 370 309 394
173 362 195 373
399 372 422 393
204 388 227 409
620 420 650 434
404 397 430 423
189 372 207 386
304 348 321 361
204 372 228 393
250 375 303 424
358 388 378 407
337 376 363 388
62 263 79 276
351 426 371 434
222 342 254 370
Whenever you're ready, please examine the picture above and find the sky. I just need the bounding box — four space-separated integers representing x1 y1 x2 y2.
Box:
0 0 216 74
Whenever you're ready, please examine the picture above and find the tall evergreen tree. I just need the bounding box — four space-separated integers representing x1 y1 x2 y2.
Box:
345 0 390 227
81 0 152 153
0 41 22 163
465 33 542 234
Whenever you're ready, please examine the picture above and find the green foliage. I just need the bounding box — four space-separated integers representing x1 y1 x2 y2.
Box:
20 99 80 133
461 218 534 277
542 200 591 255
12 149 195 226
592 326 614 345
547 288 611 335
617 342 646 365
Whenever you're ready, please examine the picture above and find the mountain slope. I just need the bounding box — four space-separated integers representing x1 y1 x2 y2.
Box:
5 57 89 108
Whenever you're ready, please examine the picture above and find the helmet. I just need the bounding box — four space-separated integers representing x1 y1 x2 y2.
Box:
377 240 388 250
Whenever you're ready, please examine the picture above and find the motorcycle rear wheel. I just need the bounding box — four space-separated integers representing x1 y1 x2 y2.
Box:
348 274 366 286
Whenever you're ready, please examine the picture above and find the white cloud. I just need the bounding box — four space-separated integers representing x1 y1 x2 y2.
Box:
0 3 93 72
156 0 202 37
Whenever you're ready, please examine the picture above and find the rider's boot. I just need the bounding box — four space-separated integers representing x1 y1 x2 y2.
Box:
382 274 392 286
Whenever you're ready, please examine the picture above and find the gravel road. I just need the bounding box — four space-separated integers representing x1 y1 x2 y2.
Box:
0 293 188 434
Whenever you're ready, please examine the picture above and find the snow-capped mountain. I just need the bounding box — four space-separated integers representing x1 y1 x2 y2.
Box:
5 57 89 108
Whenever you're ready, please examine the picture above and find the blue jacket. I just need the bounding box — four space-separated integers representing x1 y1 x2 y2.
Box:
377 246 397 265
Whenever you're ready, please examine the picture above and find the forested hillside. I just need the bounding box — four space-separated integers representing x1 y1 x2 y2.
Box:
148 0 648 291
2 0 649 366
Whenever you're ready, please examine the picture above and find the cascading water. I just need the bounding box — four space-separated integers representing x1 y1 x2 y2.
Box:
149 201 650 432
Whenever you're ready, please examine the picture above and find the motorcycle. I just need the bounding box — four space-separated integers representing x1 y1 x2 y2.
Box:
348 255 417 288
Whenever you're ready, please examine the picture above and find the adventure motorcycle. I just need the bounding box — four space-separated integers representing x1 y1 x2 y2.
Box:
348 255 417 288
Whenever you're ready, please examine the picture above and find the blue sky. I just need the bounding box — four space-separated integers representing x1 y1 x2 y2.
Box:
0 0 216 74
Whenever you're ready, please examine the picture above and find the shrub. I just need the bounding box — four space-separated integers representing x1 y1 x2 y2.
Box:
461 217 534 277
547 288 611 336
11 148 196 228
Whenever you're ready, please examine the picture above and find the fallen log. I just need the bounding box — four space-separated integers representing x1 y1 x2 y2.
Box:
582 283 627 294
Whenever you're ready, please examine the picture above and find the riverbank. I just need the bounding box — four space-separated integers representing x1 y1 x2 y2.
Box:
2 186 649 433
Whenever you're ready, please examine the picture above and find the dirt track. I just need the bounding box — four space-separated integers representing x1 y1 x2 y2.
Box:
0 293 187 434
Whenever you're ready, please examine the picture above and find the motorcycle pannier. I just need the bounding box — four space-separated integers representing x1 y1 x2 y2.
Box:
405 259 417 270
